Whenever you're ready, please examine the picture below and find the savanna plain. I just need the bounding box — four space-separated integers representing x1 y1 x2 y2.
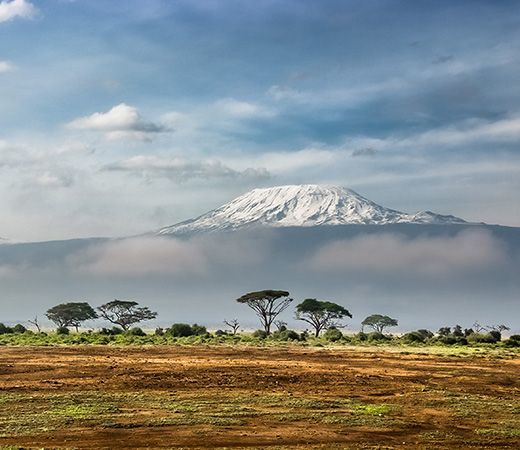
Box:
0 344 518 449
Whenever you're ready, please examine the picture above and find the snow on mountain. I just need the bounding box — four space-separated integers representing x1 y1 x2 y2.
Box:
157 184 467 235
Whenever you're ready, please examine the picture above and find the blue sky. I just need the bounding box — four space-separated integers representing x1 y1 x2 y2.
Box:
1 0 520 240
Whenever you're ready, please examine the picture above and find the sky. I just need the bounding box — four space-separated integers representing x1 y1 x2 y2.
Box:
1 0 520 242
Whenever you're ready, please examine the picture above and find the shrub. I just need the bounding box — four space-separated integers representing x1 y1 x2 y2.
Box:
467 332 498 344
11 324 27 333
191 324 208 336
100 327 124 335
167 323 194 337
402 329 434 344
0 323 13 334
402 331 426 343
367 332 390 342
56 327 70 335
323 327 343 342
355 331 368 342
214 329 226 336
504 335 520 347
126 327 146 336
271 329 300 341
154 327 164 336
252 329 268 339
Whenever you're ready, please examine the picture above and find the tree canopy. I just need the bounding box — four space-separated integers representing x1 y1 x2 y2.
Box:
45 302 98 331
236 290 292 335
97 300 157 331
361 314 398 333
295 298 352 337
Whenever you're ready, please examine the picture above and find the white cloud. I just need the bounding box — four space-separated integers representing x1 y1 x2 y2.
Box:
70 237 209 276
307 229 508 277
0 0 37 23
67 103 171 142
105 155 271 183
215 98 275 119
0 60 15 73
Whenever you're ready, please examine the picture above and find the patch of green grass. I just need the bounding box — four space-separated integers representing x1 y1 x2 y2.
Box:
475 427 520 438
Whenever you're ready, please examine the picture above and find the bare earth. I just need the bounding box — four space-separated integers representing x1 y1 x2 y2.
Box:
0 345 518 449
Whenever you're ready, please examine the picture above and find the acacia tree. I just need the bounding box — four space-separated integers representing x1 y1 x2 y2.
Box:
223 319 240 335
98 300 157 331
46 302 98 332
236 290 292 335
361 314 398 334
295 298 352 337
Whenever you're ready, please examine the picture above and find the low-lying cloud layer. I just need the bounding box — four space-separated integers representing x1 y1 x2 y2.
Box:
307 229 508 277
0 225 518 328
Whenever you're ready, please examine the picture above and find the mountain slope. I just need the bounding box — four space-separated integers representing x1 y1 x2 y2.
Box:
157 185 467 236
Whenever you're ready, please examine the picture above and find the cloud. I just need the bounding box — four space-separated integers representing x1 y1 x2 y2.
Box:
0 0 36 23
214 98 275 119
351 147 378 157
306 229 508 277
33 172 75 188
69 234 272 277
0 60 15 73
105 155 271 183
70 237 208 276
67 103 171 142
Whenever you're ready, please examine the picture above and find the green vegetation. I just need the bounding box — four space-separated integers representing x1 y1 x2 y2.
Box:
45 302 98 332
0 390 401 438
361 314 398 333
97 300 157 330
236 289 293 335
295 298 352 337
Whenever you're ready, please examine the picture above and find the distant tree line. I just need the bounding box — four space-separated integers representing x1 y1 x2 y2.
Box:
0 288 516 347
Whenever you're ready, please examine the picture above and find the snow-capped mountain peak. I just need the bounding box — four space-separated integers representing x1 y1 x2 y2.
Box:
157 184 466 235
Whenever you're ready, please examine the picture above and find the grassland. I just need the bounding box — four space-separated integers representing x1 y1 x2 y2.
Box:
0 345 518 449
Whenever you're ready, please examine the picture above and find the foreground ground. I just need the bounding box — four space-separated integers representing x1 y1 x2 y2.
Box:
0 345 518 449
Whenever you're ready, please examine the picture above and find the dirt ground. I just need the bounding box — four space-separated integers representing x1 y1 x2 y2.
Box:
0 345 518 449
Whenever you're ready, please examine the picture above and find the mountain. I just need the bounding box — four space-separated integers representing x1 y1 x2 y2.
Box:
157 184 467 236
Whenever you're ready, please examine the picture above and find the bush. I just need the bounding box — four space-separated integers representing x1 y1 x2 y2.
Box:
11 324 27 333
504 335 520 347
467 332 498 344
100 327 124 335
167 323 194 337
56 327 69 335
191 324 208 336
154 327 164 336
402 331 426 343
402 329 434 344
355 331 368 342
323 327 343 342
0 323 13 334
252 329 268 339
126 327 146 336
271 329 300 341
367 332 390 342
214 329 226 336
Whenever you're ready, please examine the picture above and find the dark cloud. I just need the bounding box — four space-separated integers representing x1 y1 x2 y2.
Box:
351 147 379 157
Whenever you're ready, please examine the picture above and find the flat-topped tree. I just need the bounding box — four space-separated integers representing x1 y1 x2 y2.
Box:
362 314 398 334
296 299 352 337
46 302 98 332
98 300 157 331
236 290 292 335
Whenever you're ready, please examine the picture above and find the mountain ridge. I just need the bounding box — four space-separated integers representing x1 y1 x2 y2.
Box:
157 184 467 236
